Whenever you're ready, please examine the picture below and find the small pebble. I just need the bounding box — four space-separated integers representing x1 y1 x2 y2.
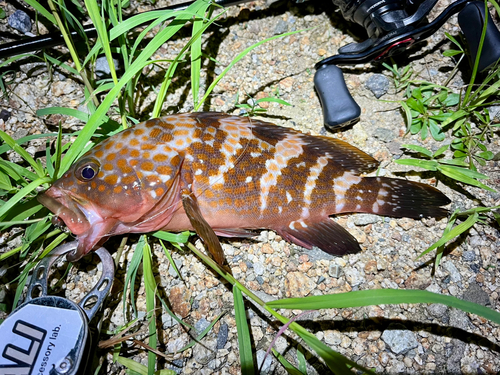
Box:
381 324 419 354
216 323 228 349
8 10 32 34
365 74 390 98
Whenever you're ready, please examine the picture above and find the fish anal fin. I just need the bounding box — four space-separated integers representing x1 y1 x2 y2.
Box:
214 228 257 238
181 188 226 266
277 218 361 256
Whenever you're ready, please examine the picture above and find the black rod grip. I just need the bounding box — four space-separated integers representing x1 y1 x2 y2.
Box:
314 64 361 130
458 0 500 72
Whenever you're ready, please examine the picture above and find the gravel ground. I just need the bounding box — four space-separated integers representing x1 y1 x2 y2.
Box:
1 0 500 374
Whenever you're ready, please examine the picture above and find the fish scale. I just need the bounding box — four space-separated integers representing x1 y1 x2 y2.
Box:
38 112 451 262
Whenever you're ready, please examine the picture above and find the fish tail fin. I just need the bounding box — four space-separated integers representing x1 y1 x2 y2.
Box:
338 177 451 219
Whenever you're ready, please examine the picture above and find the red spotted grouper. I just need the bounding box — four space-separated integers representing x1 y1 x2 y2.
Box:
38 112 450 262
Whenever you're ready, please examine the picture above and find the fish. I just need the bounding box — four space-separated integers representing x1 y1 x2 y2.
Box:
38 112 450 262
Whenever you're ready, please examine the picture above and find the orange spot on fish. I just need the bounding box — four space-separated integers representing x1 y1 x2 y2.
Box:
130 139 139 147
143 152 150 159
95 150 104 158
104 175 118 184
142 161 154 171
150 128 161 138
91 181 97 189
115 142 123 149
155 187 164 196
141 143 156 150
98 185 106 192
97 171 105 178
157 166 172 175
153 154 168 163
171 155 181 167
113 186 123 194
122 175 136 184
104 141 115 150
130 160 138 167
119 148 129 156
175 138 186 147
223 143 234 154
103 163 113 171
161 133 173 142
174 129 190 137
134 129 145 136
130 150 140 158
106 153 116 162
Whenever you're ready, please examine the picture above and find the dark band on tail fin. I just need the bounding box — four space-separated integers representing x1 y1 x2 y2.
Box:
343 177 451 219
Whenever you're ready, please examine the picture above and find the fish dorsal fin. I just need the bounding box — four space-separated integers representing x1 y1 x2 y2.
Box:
191 113 378 175
308 136 379 174
277 218 361 255
181 188 226 266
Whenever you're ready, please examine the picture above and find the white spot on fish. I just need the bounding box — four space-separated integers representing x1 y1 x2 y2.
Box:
304 155 329 206
251 152 261 158
372 202 379 213
286 191 293 203
245 176 252 183
195 169 203 175
333 172 362 201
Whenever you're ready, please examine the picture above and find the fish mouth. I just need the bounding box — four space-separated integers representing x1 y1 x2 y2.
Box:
37 187 112 261
37 187 90 235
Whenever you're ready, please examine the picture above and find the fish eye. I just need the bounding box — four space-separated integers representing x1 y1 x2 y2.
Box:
76 160 100 182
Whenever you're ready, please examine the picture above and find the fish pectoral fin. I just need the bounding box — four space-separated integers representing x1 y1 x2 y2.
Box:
181 188 226 266
277 218 361 256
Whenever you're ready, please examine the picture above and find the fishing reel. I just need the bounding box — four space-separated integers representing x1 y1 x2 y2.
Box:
315 0 500 130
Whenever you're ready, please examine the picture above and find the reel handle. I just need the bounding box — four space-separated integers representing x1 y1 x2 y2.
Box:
314 64 361 130
458 1 500 72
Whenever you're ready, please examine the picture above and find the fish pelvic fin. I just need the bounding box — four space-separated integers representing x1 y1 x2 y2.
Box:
277 218 361 256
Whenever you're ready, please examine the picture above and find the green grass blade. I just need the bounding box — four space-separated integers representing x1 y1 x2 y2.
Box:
23 0 56 24
177 312 224 352
271 349 304 375
159 240 183 280
437 165 495 191
85 0 118 84
419 212 479 257
0 130 45 177
152 231 191 243
123 236 145 318
0 133 58 155
233 285 255 374
37 107 91 121
0 177 51 220
142 237 157 375
266 289 500 324
190 9 206 107
394 158 439 171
